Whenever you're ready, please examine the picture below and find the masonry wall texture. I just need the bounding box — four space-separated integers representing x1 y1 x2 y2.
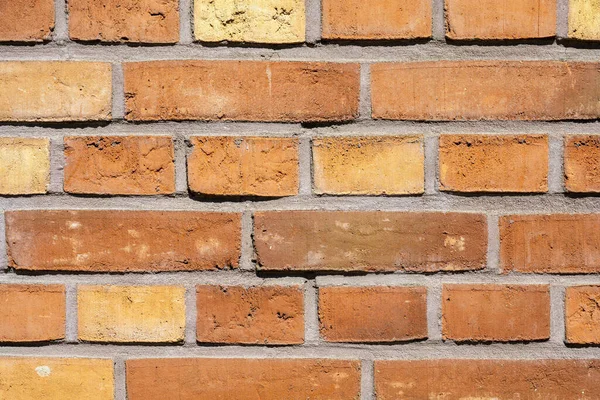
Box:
3 0 600 399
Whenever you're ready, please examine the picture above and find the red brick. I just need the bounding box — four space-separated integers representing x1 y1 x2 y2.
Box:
375 359 600 399
0 0 54 42
500 214 600 273
126 358 361 399
565 135 600 193
254 211 487 272
196 285 304 345
565 285 600 344
6 210 240 272
319 286 427 343
0 285 65 343
442 284 550 342
371 61 600 121
322 0 432 40
64 136 175 195
124 61 360 122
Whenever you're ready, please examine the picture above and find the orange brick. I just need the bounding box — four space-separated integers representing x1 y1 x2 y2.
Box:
439 134 548 193
565 135 600 193
375 359 600 399
124 61 359 122
445 0 556 40
319 286 427 343
68 0 179 43
500 214 600 273
565 286 600 344
64 136 175 195
322 0 432 40
196 285 304 344
442 284 550 342
126 358 361 399
371 61 600 121
254 211 487 272
6 210 241 272
0 0 54 42
188 137 298 197
312 136 424 195
0 285 65 343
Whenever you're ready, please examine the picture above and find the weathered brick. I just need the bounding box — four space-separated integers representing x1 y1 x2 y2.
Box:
254 211 487 272
78 285 185 343
126 358 361 399
439 134 548 193
500 214 600 273
0 62 112 122
565 135 600 193
188 137 298 197
194 0 305 43
64 136 175 195
124 61 359 122
322 0 432 40
442 284 550 342
68 0 179 43
565 285 600 344
0 357 113 400
196 285 304 344
6 210 240 272
0 285 65 343
371 61 600 121
0 138 50 195
0 0 54 42
569 0 600 40
445 0 556 39
319 286 427 343
312 136 424 195
375 359 600 399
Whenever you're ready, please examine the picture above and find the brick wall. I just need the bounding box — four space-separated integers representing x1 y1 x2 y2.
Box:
2 0 600 399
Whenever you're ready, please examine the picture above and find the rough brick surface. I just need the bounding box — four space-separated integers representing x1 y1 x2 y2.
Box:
0 138 50 195
445 0 556 39
371 61 600 120
68 0 179 43
442 284 550 342
188 137 299 197
6 210 241 272
124 61 359 122
319 286 427 343
0 285 65 343
196 285 304 344
569 0 600 40
439 134 548 193
0 0 54 42
126 358 361 399
375 359 600 399
254 211 487 272
0 62 112 122
64 136 175 195
566 286 600 344
500 214 600 273
565 135 600 193
78 285 185 343
194 0 305 43
312 136 424 195
322 0 432 40
0 358 113 400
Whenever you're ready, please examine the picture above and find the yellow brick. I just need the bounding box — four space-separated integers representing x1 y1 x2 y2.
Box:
0 357 113 400
312 136 424 195
0 62 111 122
0 138 50 195
78 285 185 343
194 0 305 43
569 0 600 40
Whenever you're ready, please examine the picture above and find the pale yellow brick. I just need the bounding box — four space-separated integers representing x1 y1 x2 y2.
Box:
0 138 50 195
194 0 305 43
312 136 425 195
78 285 185 343
0 357 113 400
569 0 600 40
